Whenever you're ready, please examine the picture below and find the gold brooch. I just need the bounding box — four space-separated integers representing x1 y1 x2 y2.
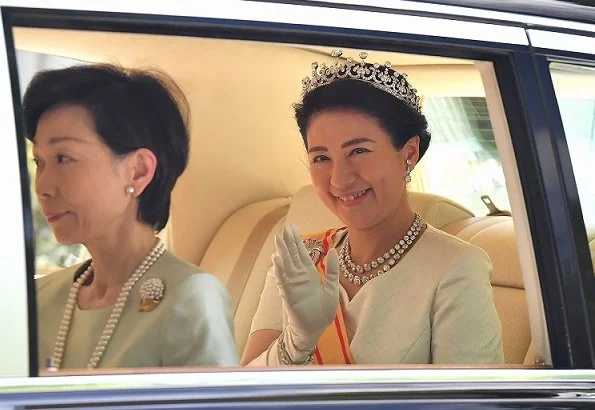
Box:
139 278 165 312
303 238 324 265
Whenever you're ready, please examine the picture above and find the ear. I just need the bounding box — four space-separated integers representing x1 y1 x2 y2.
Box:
402 135 421 169
127 148 157 197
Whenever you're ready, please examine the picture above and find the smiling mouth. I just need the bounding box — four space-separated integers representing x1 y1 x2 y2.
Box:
336 188 370 202
46 212 68 223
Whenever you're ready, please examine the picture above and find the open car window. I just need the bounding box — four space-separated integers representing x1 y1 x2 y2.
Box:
1 0 594 384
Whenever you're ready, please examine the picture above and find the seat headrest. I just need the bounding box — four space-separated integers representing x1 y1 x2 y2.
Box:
285 185 474 233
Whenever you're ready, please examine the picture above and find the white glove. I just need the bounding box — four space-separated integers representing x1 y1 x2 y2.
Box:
273 224 340 362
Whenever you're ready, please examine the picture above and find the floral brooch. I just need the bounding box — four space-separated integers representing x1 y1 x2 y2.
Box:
303 238 325 265
139 278 166 312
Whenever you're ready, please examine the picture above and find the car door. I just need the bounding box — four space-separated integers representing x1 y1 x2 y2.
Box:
1 0 594 408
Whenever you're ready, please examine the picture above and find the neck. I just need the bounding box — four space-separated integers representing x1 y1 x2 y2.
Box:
346 195 416 265
84 223 158 295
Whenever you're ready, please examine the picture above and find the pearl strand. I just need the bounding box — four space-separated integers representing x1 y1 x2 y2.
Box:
51 239 165 369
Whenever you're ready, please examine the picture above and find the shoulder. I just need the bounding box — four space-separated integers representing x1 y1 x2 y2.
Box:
177 272 228 298
419 225 492 285
152 253 230 303
36 263 86 293
147 251 209 286
422 225 491 266
35 263 87 310
164 273 232 325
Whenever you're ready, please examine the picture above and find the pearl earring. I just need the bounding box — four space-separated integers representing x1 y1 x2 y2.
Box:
126 186 135 195
405 159 412 184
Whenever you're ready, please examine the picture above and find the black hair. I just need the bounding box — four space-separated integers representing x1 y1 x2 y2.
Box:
23 64 190 231
294 78 431 159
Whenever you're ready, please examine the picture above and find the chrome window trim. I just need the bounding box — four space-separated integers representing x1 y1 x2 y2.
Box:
2 0 592 379
0 0 528 45
528 29 595 55
0 10 31 378
310 0 595 34
2 369 595 393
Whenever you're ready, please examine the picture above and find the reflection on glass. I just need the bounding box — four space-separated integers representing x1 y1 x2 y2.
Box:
18 51 91 276
550 63 595 271
14 28 530 372
420 97 510 216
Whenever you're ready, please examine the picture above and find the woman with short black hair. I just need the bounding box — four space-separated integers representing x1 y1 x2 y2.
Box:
26 64 238 369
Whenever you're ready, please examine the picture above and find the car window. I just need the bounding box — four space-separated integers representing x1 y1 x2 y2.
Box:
19 51 91 277
417 96 510 216
549 62 595 270
14 30 535 372
4 0 562 373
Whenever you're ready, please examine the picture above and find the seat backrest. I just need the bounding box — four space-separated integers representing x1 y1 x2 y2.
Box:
204 185 477 353
443 216 529 364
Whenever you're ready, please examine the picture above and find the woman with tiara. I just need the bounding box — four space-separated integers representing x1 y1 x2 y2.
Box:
243 51 504 366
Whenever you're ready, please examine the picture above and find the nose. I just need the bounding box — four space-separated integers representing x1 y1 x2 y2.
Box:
330 157 356 189
34 166 56 202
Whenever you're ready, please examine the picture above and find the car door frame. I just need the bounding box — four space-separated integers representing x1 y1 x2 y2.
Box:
1 0 594 377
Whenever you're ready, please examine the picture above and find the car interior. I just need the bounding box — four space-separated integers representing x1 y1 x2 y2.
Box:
13 26 595 369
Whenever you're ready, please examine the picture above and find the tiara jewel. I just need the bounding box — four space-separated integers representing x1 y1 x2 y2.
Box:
301 49 422 112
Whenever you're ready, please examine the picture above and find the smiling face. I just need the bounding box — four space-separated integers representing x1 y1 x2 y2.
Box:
32 104 137 245
307 109 418 231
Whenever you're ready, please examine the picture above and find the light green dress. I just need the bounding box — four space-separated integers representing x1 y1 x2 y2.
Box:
37 251 239 369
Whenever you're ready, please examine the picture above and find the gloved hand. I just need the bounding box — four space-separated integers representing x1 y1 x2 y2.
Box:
273 224 340 362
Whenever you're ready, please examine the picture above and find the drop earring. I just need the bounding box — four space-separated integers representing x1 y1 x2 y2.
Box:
405 159 412 184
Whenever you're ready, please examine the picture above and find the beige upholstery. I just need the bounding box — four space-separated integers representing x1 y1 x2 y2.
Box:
443 217 530 364
200 198 289 354
202 184 531 363
201 198 290 287
231 216 287 354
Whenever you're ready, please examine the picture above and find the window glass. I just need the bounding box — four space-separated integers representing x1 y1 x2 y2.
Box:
550 62 595 270
415 96 510 216
17 50 91 277
12 27 530 372
18 50 172 277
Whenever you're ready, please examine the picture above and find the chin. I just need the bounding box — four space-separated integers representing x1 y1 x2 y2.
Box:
52 230 82 246
337 213 379 231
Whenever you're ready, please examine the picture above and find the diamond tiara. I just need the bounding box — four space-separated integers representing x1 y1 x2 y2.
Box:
301 50 422 113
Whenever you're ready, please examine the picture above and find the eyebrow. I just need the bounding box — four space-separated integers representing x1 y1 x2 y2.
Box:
32 136 87 157
341 137 375 148
307 137 375 153
48 136 87 145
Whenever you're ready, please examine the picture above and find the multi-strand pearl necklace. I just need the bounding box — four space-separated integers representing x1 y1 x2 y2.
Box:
51 239 166 369
339 214 424 286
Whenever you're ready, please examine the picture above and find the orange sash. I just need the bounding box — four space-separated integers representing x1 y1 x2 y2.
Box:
303 229 355 365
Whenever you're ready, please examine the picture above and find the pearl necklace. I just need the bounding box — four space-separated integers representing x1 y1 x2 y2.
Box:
339 214 424 286
51 239 166 369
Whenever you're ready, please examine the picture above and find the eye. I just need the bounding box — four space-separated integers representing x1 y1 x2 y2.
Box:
350 147 370 156
32 157 40 167
312 155 330 164
57 154 72 164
